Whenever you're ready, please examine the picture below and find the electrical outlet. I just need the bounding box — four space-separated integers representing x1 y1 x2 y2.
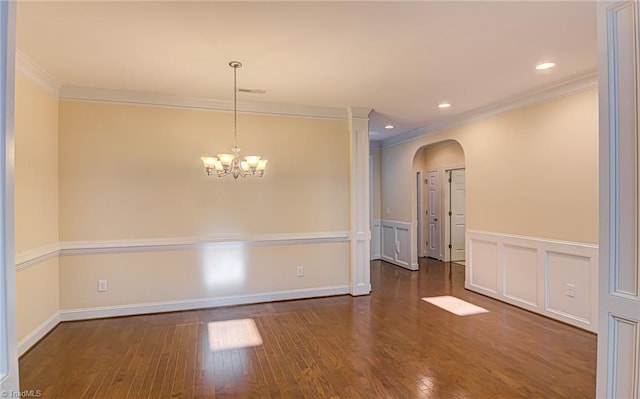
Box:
566 283 575 298
98 279 108 292
297 266 304 277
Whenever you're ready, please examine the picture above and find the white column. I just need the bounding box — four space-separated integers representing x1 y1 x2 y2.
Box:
596 1 640 398
348 107 371 296
0 0 19 393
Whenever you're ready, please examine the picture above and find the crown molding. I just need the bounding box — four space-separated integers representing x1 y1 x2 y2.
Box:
59 86 349 120
348 107 372 119
381 72 598 148
15 51 61 98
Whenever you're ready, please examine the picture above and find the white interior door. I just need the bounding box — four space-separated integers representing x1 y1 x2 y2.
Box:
0 0 19 393
426 170 440 259
597 2 640 398
450 169 466 262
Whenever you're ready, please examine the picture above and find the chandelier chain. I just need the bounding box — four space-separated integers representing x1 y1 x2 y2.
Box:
233 63 238 149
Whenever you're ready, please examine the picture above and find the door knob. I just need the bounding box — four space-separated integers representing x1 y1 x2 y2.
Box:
434 218 438 221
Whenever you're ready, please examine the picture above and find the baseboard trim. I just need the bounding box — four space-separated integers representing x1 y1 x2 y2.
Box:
59 285 350 321
18 312 61 357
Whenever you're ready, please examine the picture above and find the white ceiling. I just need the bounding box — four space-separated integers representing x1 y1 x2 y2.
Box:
16 1 597 141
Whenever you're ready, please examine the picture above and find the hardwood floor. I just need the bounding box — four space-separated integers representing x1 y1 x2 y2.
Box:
19 259 596 398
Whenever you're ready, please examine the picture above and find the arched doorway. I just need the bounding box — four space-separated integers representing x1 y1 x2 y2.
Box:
411 140 466 266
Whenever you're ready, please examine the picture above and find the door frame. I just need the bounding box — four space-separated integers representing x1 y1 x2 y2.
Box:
0 0 19 392
443 165 465 262
416 171 423 258
425 169 441 259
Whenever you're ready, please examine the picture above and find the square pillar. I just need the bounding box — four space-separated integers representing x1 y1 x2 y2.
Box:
348 107 372 296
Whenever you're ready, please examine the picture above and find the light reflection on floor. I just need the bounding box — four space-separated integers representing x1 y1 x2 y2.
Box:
207 318 263 352
422 295 489 316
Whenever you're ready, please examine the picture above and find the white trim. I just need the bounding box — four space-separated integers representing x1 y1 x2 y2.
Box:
0 0 18 390
379 219 412 228
349 106 372 119
380 219 416 270
466 229 599 250
60 231 349 256
59 86 348 120
15 51 60 98
59 285 350 321
371 218 381 260
348 107 372 296
443 166 466 262
15 243 60 271
466 230 598 332
381 72 598 148
17 312 59 357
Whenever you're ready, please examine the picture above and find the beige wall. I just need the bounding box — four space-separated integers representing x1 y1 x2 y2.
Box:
15 75 59 252
58 101 351 309
16 258 59 340
14 73 60 341
60 243 349 309
419 140 465 172
59 101 349 240
382 88 598 264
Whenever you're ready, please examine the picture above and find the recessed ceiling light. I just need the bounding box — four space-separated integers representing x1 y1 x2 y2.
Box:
536 62 556 70
384 124 394 129
438 102 451 109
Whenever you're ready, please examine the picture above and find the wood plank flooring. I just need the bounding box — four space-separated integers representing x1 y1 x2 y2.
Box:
19 259 596 398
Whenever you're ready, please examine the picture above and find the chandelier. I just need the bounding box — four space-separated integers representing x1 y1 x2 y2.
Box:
201 61 268 179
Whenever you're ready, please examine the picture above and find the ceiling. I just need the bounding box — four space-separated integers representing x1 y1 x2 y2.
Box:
16 1 597 142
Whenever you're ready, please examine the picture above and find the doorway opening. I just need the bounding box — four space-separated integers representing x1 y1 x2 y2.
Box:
445 168 466 264
413 140 465 267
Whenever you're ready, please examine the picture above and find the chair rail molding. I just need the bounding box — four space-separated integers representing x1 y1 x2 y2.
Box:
60 231 349 256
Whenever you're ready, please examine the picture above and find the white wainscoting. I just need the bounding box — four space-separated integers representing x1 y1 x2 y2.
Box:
380 220 417 270
466 230 598 332
371 219 381 260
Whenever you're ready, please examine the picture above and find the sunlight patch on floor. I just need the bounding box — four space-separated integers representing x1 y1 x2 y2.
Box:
207 318 263 351
422 296 488 316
